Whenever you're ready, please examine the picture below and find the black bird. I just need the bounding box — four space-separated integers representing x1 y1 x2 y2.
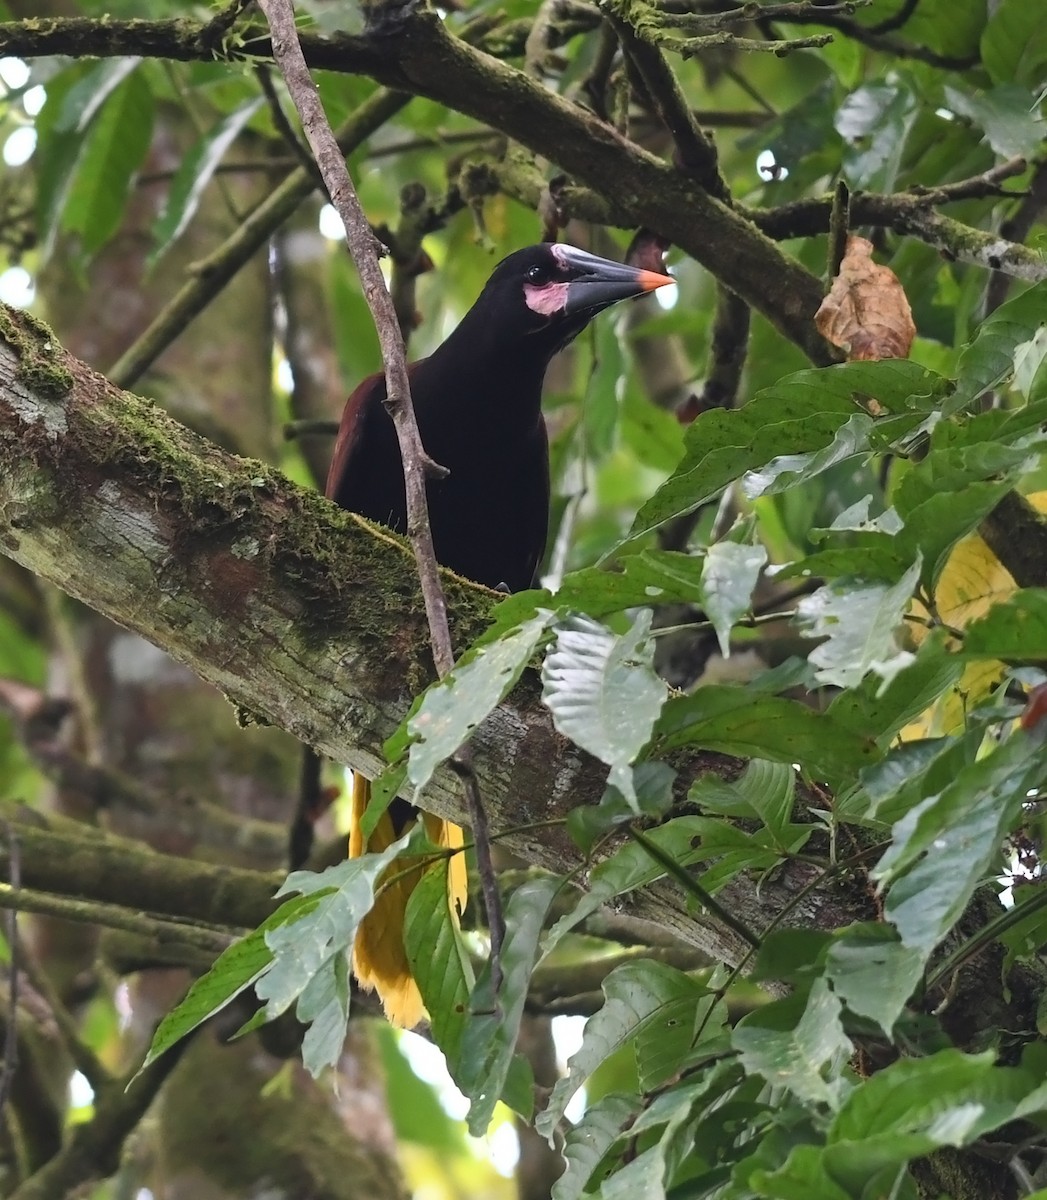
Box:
327 241 674 1026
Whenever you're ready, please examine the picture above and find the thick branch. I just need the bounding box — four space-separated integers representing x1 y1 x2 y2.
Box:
0 310 858 966
0 13 834 364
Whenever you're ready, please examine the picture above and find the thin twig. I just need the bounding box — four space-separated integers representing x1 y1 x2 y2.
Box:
827 178 851 279
609 13 730 202
254 63 320 181
257 0 506 1005
0 824 18 1115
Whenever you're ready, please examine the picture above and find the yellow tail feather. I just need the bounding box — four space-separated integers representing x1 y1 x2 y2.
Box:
349 771 466 1027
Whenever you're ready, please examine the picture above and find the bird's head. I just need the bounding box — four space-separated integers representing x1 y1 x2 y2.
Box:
472 242 675 357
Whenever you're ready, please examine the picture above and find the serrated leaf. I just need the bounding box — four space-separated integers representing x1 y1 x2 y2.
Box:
798 558 921 689
732 978 851 1110
140 894 318 1071
407 610 554 795
297 952 352 1075
253 831 417 1071
542 612 667 809
460 876 561 1135
151 97 264 263
629 361 943 539
699 541 767 657
537 961 712 1140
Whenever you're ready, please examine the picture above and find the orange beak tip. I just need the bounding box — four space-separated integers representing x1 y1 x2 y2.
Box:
639 269 676 292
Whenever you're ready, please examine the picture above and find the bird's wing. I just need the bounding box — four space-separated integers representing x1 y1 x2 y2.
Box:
325 370 385 503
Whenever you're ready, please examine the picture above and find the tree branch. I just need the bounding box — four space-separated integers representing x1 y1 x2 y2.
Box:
0 309 859 967
0 12 834 364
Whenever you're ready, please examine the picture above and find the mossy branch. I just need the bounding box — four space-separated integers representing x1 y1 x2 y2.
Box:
0 308 863 967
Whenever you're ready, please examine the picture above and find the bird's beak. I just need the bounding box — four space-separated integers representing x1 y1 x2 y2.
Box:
557 245 675 316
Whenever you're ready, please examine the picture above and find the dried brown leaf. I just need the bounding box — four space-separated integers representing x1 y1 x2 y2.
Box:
815 236 916 361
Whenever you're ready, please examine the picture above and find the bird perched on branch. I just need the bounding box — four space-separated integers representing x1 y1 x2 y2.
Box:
326 241 674 1026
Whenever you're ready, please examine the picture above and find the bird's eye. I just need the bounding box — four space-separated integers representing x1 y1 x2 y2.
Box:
526 264 551 284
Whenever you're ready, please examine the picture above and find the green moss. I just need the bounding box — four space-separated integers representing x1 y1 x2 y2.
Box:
0 307 75 400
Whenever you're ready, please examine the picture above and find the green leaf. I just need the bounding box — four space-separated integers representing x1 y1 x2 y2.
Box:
34 59 143 256
542 612 668 809
876 727 1045 954
60 70 154 260
836 81 919 191
567 760 677 853
962 590 1047 659
657 687 879 785
797 558 921 689
151 97 264 263
943 84 1046 159
537 961 713 1140
690 759 796 844
824 924 925 1036
404 855 473 1059
824 1049 1047 1191
373 1023 466 1152
732 979 851 1110
407 610 554 795
902 482 1015 589
741 413 876 501
828 632 964 750
553 1094 638 1200
141 892 318 1070
629 361 944 539
252 831 418 1074
545 818 711 952
460 876 561 1135
949 278 1047 415
699 541 767 656
981 0 1047 86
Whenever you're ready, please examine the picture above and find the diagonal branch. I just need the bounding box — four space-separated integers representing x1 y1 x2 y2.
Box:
0 12 834 364
0 310 856 968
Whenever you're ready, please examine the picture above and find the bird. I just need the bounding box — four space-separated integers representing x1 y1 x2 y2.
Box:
326 241 675 1026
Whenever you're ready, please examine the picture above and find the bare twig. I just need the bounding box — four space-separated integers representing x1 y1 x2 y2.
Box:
0 824 18 1115
827 178 851 279
255 63 319 181
257 0 506 1004
609 12 730 202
